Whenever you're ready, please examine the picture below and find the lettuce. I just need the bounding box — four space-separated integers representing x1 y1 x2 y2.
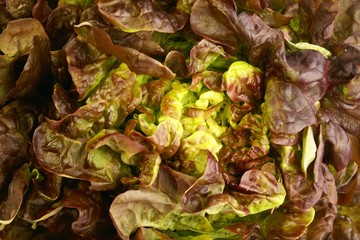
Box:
0 0 360 239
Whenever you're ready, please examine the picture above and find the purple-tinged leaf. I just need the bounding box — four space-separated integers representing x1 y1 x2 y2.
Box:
96 0 188 33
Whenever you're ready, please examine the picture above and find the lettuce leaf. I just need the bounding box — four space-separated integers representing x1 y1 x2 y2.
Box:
96 0 188 33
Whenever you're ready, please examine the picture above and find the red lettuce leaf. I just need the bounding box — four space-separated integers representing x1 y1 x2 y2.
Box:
152 164 197 202
0 56 14 103
278 126 337 211
219 113 270 186
45 5 81 50
86 63 138 127
96 0 188 33
305 199 337 239
18 171 63 225
190 0 240 52
3 36 51 103
0 164 31 227
335 160 359 205
65 37 114 100
259 7 292 28
264 50 328 137
333 0 360 43
31 0 52 22
181 150 225 213
262 206 315 240
333 203 360 240
322 121 360 172
236 12 287 67
52 84 79 118
75 24 175 79
298 0 339 45
33 122 134 191
0 116 29 190
109 29 166 57
328 44 360 86
188 39 224 75
221 61 264 105
164 50 188 77
0 18 48 57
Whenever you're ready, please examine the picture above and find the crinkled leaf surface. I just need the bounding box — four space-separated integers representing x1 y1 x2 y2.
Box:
65 37 114 100
33 122 132 191
96 0 188 33
75 24 175 79
0 18 48 57
110 187 176 239
264 50 328 136
0 164 31 228
222 61 264 104
262 207 315 239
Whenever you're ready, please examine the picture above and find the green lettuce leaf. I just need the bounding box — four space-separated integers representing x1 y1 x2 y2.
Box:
204 169 286 217
177 131 222 176
262 207 315 239
222 61 263 105
145 115 184 159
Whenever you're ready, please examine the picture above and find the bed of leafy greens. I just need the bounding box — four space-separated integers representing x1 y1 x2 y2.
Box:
0 0 359 239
